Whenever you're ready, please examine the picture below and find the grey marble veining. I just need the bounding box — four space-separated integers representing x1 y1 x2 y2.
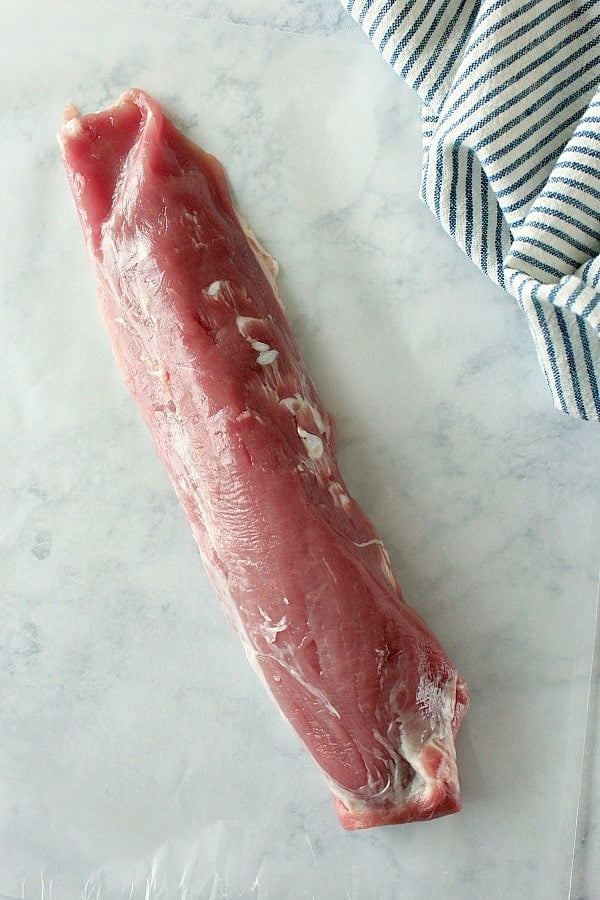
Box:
66 0 361 38
1 2 599 898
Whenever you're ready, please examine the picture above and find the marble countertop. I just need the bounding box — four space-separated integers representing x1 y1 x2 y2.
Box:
1 1 599 897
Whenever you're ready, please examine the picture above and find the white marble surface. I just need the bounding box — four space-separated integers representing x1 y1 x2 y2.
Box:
67 0 361 38
1 1 599 897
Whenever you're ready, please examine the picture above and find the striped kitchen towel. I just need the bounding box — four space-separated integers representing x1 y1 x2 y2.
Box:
342 0 600 420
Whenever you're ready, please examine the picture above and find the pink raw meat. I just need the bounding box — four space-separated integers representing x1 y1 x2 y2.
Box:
58 89 468 829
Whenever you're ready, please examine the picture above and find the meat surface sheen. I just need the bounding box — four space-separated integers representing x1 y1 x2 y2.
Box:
58 90 468 829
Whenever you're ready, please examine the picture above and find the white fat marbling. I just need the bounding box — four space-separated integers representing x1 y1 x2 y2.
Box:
1 1 599 898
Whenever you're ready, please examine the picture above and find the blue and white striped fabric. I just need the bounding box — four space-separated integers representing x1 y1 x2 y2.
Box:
342 0 600 420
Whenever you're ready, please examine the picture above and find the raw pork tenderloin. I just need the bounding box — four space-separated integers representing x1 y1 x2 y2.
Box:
58 90 468 829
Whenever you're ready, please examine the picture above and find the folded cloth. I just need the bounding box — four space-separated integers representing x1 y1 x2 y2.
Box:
342 0 600 420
